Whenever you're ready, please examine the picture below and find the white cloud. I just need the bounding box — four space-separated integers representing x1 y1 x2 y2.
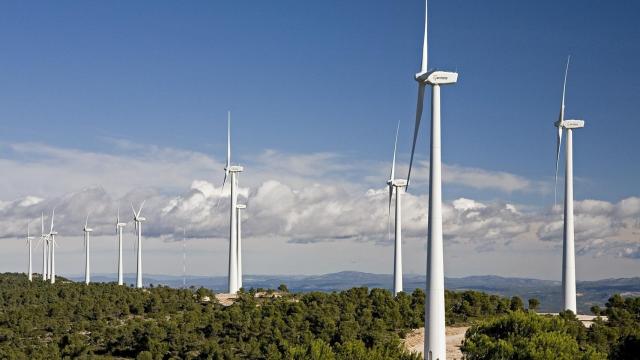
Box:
0 141 638 280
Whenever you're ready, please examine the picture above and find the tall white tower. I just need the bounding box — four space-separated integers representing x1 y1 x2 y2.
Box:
49 231 58 284
116 210 127 286
83 216 93 285
227 166 243 294
390 180 407 295
132 202 146 289
236 204 246 290
26 224 34 282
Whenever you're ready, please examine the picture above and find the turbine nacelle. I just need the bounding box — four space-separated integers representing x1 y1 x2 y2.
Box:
226 165 244 173
136 217 146 222
49 231 58 236
236 204 247 209
83 228 93 233
555 119 585 129
117 222 127 227
415 70 458 85
387 179 408 188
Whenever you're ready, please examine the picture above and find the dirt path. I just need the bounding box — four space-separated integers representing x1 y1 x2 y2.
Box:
403 326 469 359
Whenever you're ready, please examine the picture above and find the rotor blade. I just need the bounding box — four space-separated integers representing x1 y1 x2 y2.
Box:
390 120 400 181
421 0 429 73
227 111 231 169
407 83 426 188
137 200 146 218
85 213 89 228
559 56 570 123
554 127 563 207
214 174 228 210
50 208 55 233
131 203 137 219
41 213 44 235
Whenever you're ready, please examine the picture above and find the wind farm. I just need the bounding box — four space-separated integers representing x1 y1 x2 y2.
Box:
1 0 639 359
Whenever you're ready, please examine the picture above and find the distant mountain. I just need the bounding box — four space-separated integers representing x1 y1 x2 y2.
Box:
70 272 640 313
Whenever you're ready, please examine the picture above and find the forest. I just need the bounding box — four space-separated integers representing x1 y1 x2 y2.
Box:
0 273 637 359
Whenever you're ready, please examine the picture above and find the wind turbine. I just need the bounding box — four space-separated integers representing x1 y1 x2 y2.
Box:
132 201 146 289
406 0 458 358
236 204 246 290
554 56 584 314
83 214 93 285
26 223 34 281
116 209 127 286
48 209 58 284
218 111 243 294
387 120 407 296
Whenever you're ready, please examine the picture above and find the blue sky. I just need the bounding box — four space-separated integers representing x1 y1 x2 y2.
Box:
0 1 639 279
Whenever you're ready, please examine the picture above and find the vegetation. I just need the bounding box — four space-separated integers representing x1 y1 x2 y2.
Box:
0 273 516 359
462 294 640 360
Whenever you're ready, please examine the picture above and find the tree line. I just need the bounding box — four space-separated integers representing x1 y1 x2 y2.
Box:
0 273 517 359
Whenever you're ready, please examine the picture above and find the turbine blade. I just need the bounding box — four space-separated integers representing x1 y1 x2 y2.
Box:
41 213 44 235
407 83 426 188
137 200 146 217
554 127 563 207
559 56 570 123
131 203 137 219
421 0 429 73
50 208 55 233
85 213 89 228
214 174 228 210
390 120 400 181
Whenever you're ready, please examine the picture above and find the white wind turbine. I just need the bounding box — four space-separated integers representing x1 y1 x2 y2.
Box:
554 56 584 314
26 223 35 281
116 209 127 286
132 201 146 289
218 111 244 294
83 214 93 285
387 120 407 296
406 0 458 358
48 209 58 284
236 204 246 290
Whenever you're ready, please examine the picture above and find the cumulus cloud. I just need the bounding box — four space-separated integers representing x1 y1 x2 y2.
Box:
0 141 638 263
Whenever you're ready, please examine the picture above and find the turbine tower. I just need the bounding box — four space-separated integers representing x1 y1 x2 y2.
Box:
182 228 186 289
40 213 47 281
218 111 243 294
407 1 458 358
554 56 584 314
236 204 246 290
132 201 146 289
83 214 93 285
387 120 407 296
48 209 57 284
26 223 34 281
116 209 127 286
